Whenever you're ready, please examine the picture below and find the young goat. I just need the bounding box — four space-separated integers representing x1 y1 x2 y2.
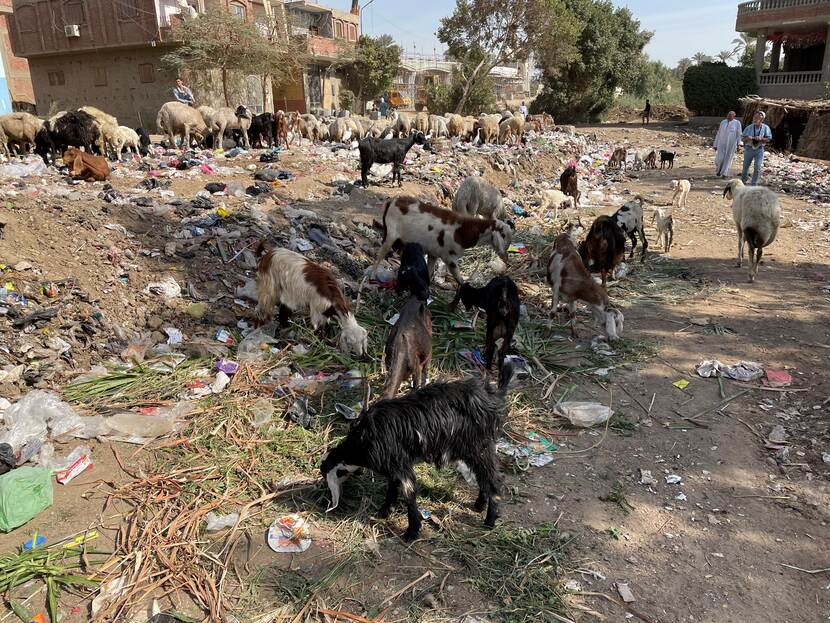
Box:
395 242 430 301
382 297 432 398
358 131 428 187
256 247 368 355
651 207 674 253
369 195 512 285
451 276 520 371
321 365 511 541
644 150 657 169
608 147 627 170
548 233 624 340
578 215 626 287
724 179 781 282
613 197 648 261
670 179 691 209
539 189 575 220
452 176 506 220
660 150 675 169
560 165 581 205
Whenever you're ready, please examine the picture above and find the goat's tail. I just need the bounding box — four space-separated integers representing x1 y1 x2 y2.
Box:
497 361 513 393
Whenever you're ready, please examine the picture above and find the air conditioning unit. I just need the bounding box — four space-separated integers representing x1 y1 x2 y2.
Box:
64 24 80 37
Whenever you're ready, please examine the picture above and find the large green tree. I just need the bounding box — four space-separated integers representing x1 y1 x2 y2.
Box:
531 0 652 121
438 0 578 114
340 35 401 112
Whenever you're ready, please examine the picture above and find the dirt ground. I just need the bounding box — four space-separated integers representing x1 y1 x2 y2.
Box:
0 121 828 623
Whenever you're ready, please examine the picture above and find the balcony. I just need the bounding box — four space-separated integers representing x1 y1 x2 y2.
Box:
758 70 826 98
737 0 830 32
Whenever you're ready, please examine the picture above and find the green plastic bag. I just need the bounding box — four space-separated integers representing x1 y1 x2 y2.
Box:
0 467 53 532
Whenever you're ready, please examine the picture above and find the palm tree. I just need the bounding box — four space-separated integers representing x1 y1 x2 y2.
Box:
717 49 736 63
675 57 693 78
692 52 712 65
731 33 756 56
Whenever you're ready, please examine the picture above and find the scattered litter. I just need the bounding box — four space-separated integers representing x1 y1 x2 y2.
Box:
639 469 657 486
55 446 93 484
555 401 613 428
0 467 53 532
764 369 793 387
204 511 239 531
267 514 311 553
615 582 636 603
665 474 682 484
164 328 183 345
286 397 317 428
675 493 687 502
767 425 789 445
216 359 240 375
144 277 181 299
672 379 689 390
214 328 235 345
497 432 557 467
334 403 360 420
696 360 764 381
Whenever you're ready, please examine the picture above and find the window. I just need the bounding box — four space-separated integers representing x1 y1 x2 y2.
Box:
230 2 246 20
138 63 155 83
16 6 38 33
334 20 343 39
309 25 319 36
48 71 66 86
94 67 107 87
347 23 357 42
117 0 138 19
62 0 86 25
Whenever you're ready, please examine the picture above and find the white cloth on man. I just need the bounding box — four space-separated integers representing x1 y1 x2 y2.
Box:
714 118 742 177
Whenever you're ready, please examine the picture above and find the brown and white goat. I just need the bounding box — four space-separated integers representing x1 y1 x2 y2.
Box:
256 248 368 355
369 195 513 285
547 233 624 340
382 297 432 398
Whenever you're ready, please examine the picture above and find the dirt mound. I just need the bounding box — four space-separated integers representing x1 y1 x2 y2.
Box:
605 104 690 123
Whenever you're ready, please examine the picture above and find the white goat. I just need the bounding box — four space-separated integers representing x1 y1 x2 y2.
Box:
369 195 512 285
651 207 674 253
538 189 575 220
453 176 506 220
103 125 141 158
255 248 368 355
723 179 781 282
671 179 691 209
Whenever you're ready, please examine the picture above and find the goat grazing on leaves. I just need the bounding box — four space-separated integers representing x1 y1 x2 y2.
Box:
613 197 648 261
369 195 513 286
321 365 511 541
548 233 624 340
651 207 674 253
670 179 690 209
382 297 432 398
396 242 430 301
578 215 626 287
358 131 428 187
256 247 368 355
723 179 781 282
451 276 520 371
453 176 506 220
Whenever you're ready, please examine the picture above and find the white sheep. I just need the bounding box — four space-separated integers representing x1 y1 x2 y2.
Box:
538 189 575 220
453 176 507 220
158 101 208 148
428 114 449 138
102 124 141 158
255 248 368 355
723 179 781 282
202 106 253 149
671 179 691 209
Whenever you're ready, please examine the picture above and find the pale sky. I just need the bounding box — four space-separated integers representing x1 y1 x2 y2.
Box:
326 0 740 68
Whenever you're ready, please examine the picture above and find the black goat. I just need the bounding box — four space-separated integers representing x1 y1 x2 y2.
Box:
35 110 100 164
358 130 429 187
395 242 430 301
135 127 151 156
660 150 675 169
248 112 275 148
383 297 432 398
321 364 511 541
451 276 520 371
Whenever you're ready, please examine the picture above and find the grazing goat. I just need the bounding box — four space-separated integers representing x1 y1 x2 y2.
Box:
413 112 430 135
724 180 781 282
35 111 100 164
476 114 501 144
382 297 432 398
651 207 674 253
670 179 690 209
389 111 412 137
498 112 525 145
578 215 626 287
275 111 290 149
548 233 624 340
453 176 506 220
560 165 580 205
358 131 428 187
78 105 117 155
135 127 151 156
428 114 449 138
446 113 465 138
539 189 575 220
321 366 510 541
644 150 657 169
370 195 512 285
0 112 43 155
395 243 430 301
202 106 253 149
105 125 142 158
248 112 275 148
660 150 675 169
608 147 627 170
613 197 648 261
256 248 368 355
63 147 110 181
157 101 207 149
451 276 520 371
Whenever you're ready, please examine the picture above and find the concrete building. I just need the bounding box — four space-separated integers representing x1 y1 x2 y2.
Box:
0 0 34 113
735 0 830 99
273 0 359 114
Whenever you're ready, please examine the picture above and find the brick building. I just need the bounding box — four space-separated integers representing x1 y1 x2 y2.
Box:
0 0 34 113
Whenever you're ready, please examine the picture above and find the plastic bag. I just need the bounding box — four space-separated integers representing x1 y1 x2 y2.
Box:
1 390 84 452
236 328 277 361
556 401 614 428
250 398 274 428
0 466 53 532
0 158 48 178
205 511 239 531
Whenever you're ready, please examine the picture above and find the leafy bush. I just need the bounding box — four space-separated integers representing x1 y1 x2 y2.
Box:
682 63 757 116
427 83 454 115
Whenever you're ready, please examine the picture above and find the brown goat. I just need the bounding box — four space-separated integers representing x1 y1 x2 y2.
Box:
608 147 627 170
644 150 657 169
275 110 289 150
63 147 110 181
382 297 432 398
578 215 626 287
560 165 580 205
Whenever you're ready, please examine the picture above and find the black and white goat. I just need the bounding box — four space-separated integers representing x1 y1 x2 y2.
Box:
255 247 368 355
383 297 432 398
451 276 520 371
612 197 648 261
395 242 430 301
358 130 429 187
321 365 511 541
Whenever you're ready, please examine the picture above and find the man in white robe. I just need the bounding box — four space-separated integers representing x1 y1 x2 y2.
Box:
714 111 742 178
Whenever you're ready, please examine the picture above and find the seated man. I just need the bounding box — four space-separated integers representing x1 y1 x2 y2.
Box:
172 78 195 106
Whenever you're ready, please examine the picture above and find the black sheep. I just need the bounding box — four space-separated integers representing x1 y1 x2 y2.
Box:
395 242 430 301
248 112 275 148
135 127 151 156
35 110 100 164
358 130 429 187
321 364 511 541
451 276 520 371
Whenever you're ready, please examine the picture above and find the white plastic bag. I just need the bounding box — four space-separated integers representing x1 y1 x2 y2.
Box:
556 401 614 428
205 511 240 531
0 391 84 452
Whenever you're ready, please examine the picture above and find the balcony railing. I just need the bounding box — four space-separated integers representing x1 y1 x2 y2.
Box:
759 70 823 84
738 0 830 14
